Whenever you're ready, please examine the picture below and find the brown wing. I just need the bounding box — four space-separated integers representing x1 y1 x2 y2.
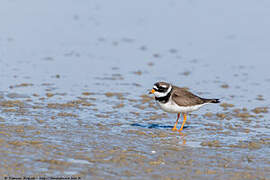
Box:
171 86 205 106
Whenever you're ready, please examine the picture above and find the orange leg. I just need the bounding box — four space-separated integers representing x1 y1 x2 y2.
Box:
178 113 187 132
172 113 180 131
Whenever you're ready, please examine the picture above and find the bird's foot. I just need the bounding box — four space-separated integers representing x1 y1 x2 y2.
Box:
177 128 183 132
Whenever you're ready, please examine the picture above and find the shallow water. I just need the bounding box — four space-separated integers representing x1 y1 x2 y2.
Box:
0 0 270 179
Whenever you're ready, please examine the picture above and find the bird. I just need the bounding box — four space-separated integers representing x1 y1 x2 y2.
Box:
149 82 220 132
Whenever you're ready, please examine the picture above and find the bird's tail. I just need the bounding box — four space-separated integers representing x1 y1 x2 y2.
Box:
203 98 220 103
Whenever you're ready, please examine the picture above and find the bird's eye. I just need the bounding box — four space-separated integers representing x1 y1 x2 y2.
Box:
153 83 168 92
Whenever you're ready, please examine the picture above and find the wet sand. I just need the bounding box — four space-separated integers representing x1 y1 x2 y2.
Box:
1 0 270 179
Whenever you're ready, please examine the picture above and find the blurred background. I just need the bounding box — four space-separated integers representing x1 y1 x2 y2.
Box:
0 0 270 179
1 0 270 92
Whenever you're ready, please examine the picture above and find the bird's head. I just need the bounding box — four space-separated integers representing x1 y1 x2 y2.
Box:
149 82 172 98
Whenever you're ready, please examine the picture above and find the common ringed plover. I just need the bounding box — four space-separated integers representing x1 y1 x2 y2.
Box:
149 82 220 132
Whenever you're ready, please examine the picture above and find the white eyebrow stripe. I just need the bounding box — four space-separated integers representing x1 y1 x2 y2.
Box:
160 85 167 88
153 85 158 89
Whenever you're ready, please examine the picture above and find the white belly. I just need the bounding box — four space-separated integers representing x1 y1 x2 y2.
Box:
157 100 206 113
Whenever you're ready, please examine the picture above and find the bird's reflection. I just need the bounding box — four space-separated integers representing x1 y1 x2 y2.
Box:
130 123 188 145
179 131 187 145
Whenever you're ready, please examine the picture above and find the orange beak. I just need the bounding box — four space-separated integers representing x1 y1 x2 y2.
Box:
149 89 155 94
